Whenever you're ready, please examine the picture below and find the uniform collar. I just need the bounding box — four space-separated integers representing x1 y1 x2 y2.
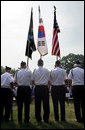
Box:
21 68 26 70
6 72 10 74
55 67 60 69
39 66 43 68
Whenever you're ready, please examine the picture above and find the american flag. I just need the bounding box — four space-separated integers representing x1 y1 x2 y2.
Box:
52 6 60 57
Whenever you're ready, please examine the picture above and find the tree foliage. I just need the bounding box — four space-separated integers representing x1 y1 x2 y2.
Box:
1 66 5 74
60 53 84 74
1 66 16 75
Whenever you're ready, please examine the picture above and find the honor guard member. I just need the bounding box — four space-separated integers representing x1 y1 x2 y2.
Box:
50 60 67 121
14 61 32 124
68 60 84 123
1 66 13 122
32 59 50 123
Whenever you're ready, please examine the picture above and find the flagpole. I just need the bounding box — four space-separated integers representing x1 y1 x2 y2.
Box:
39 5 42 61
56 56 58 61
38 6 40 22
27 40 29 66
40 55 42 59
51 6 61 62
27 57 29 66
26 7 31 67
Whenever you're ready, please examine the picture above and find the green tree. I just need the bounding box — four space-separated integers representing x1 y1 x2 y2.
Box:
1 66 5 74
11 68 16 76
60 53 84 74
1 66 16 75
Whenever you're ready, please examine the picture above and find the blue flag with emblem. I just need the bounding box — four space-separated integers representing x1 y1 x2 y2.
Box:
25 8 36 59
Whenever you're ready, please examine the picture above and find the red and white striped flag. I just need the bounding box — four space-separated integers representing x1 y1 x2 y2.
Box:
52 6 60 57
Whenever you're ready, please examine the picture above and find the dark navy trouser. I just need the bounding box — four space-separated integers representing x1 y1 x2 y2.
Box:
72 85 84 122
51 85 66 121
35 85 50 122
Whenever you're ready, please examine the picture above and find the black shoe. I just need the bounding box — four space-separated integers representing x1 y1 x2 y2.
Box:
5 118 9 122
61 119 66 121
36 119 41 123
81 118 84 123
18 121 22 125
77 119 83 123
44 120 49 123
24 121 29 124
55 118 59 121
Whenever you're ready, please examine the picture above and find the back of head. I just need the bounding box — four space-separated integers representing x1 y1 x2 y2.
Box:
21 61 26 68
74 64 77 68
75 60 81 67
38 59 43 66
55 60 60 67
5 66 11 72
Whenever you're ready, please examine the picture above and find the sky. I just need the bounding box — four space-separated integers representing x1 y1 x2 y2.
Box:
1 1 84 71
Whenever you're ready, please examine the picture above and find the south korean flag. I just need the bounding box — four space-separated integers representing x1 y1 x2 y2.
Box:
37 6 48 56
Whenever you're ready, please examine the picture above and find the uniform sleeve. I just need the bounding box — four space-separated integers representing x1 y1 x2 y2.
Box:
32 69 36 81
50 70 52 80
68 70 73 79
14 72 17 82
30 71 33 81
48 71 51 82
48 70 50 81
64 70 67 79
8 75 14 83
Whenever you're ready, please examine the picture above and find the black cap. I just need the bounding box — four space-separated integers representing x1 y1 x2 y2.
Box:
76 60 81 64
5 66 11 70
21 61 26 67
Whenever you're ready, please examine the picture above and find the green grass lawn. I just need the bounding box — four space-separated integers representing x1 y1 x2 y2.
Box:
1 95 84 129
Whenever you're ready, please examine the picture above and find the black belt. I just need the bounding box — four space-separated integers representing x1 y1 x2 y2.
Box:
52 85 65 87
72 85 84 88
18 86 30 88
36 85 48 87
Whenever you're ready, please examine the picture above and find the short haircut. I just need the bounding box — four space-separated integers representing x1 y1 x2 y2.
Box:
76 60 81 64
38 59 43 66
55 60 60 67
21 61 26 67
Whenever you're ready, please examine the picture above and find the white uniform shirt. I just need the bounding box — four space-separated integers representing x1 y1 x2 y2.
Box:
32 66 50 85
50 67 67 86
68 67 84 86
1 72 14 88
14 68 32 86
